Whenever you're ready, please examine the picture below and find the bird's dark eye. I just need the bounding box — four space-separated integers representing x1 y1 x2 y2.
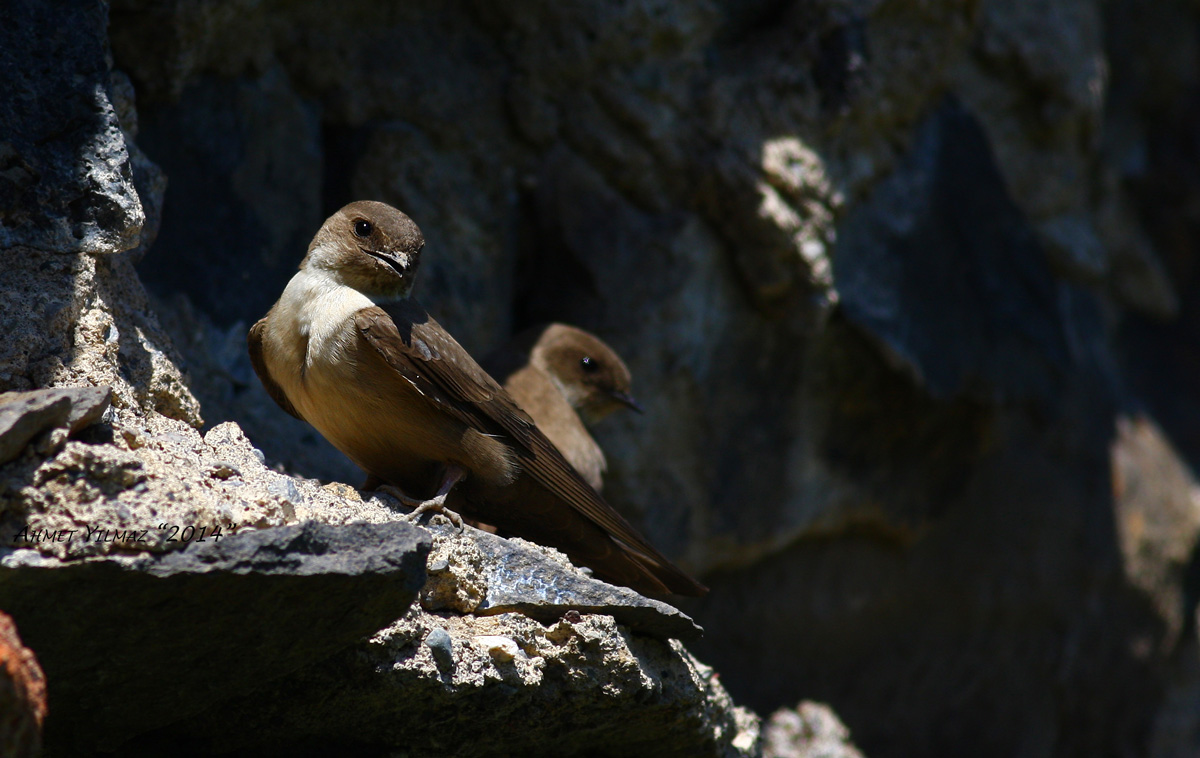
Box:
580 356 598 373
354 219 372 238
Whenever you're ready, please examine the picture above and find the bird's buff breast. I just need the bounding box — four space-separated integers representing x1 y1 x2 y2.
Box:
286 320 451 484
266 276 513 491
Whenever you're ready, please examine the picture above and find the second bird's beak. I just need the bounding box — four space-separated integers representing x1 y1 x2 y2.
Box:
609 390 644 414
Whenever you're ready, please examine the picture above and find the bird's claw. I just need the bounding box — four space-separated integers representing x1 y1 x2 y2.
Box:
376 479 465 532
395 493 464 532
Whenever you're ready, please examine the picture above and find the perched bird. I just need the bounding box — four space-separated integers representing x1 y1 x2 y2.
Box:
484 323 642 492
248 201 706 597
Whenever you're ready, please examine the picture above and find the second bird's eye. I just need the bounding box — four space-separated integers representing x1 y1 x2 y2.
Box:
354 219 372 238
580 356 598 373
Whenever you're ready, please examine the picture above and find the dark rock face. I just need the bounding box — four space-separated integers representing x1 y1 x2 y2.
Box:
836 98 1077 405
0 521 431 753
0 0 144 255
134 69 323 328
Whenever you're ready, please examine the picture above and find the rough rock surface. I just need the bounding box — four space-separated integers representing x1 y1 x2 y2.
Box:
0 246 201 427
136 608 758 757
0 521 431 753
0 0 145 255
2 417 302 559
419 519 705 641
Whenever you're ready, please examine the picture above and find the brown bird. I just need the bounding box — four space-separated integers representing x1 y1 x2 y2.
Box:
485 323 642 492
248 201 706 597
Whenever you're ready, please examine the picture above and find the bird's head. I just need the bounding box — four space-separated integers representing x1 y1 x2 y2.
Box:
530 324 642 424
302 200 425 301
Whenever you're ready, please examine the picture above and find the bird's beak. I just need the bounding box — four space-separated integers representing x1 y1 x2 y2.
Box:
609 390 644 414
363 248 412 277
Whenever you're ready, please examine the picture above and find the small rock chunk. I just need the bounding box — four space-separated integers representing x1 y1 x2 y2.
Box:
422 522 704 642
0 387 112 465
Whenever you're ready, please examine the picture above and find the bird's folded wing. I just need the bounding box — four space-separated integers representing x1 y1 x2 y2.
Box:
355 302 539 447
354 303 693 579
247 318 303 420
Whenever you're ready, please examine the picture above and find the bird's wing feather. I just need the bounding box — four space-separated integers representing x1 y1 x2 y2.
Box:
354 301 539 448
247 317 303 420
355 301 705 594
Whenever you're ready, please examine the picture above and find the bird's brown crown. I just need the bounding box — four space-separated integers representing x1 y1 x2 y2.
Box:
302 200 425 300
529 324 639 423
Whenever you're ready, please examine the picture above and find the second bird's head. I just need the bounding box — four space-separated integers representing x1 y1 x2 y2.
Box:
303 200 425 300
530 324 643 424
